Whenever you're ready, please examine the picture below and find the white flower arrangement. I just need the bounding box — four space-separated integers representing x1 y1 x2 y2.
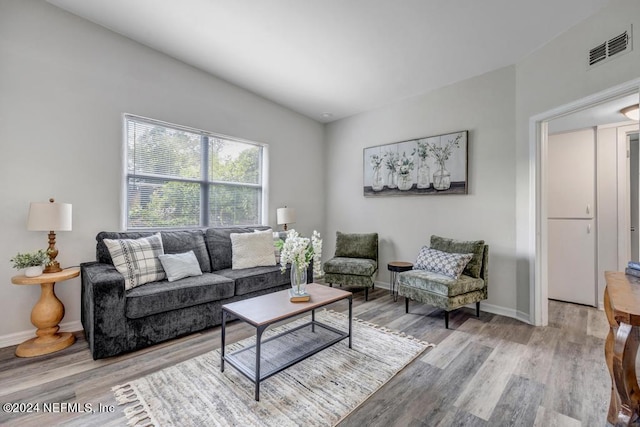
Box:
276 229 323 276
416 139 429 161
370 154 384 170
427 134 462 169
384 151 399 172
397 150 415 176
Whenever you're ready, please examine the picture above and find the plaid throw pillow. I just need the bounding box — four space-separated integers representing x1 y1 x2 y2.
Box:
103 233 166 290
415 246 473 279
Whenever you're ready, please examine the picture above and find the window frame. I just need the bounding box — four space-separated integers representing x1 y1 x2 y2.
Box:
121 114 268 231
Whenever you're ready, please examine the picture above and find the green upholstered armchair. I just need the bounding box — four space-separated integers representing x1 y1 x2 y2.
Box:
323 232 378 301
398 235 488 328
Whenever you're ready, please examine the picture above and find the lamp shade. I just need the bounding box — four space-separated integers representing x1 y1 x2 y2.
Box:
276 207 296 225
27 200 72 231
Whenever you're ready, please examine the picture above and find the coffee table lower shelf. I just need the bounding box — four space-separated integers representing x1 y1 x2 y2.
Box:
222 317 349 399
220 284 353 401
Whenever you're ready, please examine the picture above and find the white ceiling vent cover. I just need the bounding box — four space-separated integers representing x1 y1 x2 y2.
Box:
588 25 633 68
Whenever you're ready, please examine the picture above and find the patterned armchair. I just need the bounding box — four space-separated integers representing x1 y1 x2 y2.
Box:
323 232 378 301
398 235 488 328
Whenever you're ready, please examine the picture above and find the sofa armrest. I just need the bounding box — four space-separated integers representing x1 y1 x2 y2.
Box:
81 262 127 359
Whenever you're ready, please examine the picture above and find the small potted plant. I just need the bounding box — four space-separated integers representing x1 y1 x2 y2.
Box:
10 249 50 277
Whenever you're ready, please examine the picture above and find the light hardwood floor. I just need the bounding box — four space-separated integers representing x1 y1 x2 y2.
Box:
0 286 611 426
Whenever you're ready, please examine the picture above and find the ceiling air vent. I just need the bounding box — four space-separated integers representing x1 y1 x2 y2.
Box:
589 42 607 66
608 31 629 56
587 25 633 68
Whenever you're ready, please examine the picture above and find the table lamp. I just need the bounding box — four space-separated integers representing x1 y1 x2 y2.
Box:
276 207 296 231
27 198 72 273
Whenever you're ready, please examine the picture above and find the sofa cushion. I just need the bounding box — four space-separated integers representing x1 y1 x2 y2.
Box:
398 269 485 297
430 235 485 278
324 257 377 276
414 246 473 279
217 265 289 296
159 230 212 273
158 251 203 282
125 273 234 319
334 232 378 260
103 233 166 290
231 229 276 269
206 226 270 271
97 230 211 273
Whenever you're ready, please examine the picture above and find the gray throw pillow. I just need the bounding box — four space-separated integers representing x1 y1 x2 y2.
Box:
415 246 473 279
158 250 203 282
430 235 485 278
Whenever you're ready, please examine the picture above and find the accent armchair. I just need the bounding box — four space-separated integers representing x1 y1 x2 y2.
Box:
398 235 488 328
323 232 378 301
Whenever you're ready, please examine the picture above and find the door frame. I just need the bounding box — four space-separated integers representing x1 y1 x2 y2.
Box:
529 78 640 326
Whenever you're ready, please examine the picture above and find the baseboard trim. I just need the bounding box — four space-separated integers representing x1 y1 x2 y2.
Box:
463 302 533 325
375 280 391 291
0 320 83 349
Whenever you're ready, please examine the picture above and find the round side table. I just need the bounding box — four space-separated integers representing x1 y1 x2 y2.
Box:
388 261 413 302
11 267 79 357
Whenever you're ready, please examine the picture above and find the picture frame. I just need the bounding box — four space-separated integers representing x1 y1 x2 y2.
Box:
363 130 468 197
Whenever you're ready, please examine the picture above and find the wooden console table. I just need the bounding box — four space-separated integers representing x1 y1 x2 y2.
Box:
11 267 79 357
604 271 640 425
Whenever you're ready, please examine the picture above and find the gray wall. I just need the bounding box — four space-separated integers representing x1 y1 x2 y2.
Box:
0 0 324 342
325 66 518 317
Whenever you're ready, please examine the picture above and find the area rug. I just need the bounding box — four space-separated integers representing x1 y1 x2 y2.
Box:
112 309 434 427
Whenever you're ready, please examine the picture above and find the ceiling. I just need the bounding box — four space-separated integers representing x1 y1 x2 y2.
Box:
48 0 613 122
548 93 639 134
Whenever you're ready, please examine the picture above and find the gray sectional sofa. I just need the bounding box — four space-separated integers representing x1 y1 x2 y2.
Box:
81 226 298 359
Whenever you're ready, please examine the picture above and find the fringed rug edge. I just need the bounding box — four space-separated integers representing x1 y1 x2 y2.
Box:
112 382 159 427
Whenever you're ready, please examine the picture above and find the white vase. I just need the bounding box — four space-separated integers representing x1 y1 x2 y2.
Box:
24 266 43 277
371 167 384 191
433 164 451 191
417 158 431 189
387 170 398 189
397 174 412 191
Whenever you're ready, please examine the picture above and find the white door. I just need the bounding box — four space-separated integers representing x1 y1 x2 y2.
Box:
547 128 596 306
548 129 595 219
548 219 596 306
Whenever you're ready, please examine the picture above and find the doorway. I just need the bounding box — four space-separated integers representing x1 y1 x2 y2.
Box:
530 79 640 326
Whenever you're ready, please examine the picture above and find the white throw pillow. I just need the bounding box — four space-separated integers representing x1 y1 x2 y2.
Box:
231 230 277 269
103 233 166 290
414 246 473 279
158 250 203 282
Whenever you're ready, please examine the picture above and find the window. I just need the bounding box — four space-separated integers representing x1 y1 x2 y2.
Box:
124 115 264 229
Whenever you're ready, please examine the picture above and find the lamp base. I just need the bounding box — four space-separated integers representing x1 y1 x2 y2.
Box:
44 261 62 274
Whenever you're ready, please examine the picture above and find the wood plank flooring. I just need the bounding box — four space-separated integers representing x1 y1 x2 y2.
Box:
0 287 612 426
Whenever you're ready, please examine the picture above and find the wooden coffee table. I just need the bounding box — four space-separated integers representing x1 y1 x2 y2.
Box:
221 283 353 401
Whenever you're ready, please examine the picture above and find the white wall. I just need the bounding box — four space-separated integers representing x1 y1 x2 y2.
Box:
515 0 640 318
0 0 324 343
325 66 518 317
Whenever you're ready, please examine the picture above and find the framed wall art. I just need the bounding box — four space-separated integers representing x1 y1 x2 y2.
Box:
363 130 468 197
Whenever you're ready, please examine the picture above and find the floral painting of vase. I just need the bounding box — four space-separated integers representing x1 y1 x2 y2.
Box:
363 130 467 197
369 153 384 191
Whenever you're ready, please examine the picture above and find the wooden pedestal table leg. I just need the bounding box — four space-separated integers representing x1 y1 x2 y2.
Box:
612 321 640 425
605 288 622 424
16 281 75 358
